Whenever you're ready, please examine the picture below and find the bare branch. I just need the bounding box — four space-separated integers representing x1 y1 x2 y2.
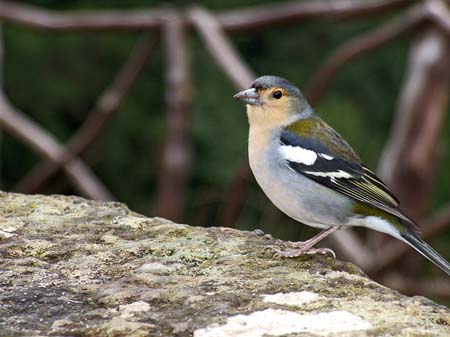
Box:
217 163 253 228
306 4 426 105
14 33 157 194
422 202 450 239
328 230 377 270
217 0 411 33
0 0 411 33
189 6 255 89
378 27 450 219
0 1 166 31
155 12 192 221
189 6 256 227
0 93 113 200
426 0 450 37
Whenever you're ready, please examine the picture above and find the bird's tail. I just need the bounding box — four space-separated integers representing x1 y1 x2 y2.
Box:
400 222 450 276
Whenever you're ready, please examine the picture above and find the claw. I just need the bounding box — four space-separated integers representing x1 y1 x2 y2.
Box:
321 248 336 258
304 247 336 258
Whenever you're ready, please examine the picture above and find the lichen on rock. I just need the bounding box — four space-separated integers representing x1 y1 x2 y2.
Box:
0 192 449 337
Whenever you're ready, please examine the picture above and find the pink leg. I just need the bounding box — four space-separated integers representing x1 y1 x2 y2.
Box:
270 226 339 258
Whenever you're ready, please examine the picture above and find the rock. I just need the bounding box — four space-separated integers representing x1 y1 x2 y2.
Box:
0 192 449 337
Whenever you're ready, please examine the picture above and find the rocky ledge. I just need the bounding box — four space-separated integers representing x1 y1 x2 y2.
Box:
0 192 449 337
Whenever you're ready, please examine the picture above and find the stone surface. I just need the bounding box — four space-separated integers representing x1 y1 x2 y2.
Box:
0 192 449 337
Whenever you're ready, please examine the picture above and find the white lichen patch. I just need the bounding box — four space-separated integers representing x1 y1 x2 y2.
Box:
0 229 17 238
118 301 151 318
194 309 372 337
262 291 319 306
0 218 26 232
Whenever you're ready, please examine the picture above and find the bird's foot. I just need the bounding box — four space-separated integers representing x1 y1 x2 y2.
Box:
269 245 335 258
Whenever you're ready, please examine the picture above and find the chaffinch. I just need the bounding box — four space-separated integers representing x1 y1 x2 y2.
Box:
234 75 450 276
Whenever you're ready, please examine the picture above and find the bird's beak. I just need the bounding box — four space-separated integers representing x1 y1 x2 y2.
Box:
233 88 261 106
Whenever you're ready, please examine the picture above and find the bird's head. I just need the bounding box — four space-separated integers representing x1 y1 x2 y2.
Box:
234 75 311 129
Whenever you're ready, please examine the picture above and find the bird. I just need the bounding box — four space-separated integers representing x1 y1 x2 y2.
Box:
233 75 450 276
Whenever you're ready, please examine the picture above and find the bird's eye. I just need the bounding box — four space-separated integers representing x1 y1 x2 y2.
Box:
272 90 282 99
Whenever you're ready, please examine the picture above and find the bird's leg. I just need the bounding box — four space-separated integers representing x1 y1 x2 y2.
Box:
290 226 338 248
271 226 339 258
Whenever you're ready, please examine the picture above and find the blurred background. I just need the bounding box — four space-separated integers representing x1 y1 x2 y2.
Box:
1 0 450 303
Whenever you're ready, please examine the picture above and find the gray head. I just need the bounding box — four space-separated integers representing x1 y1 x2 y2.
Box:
251 75 302 99
234 75 312 128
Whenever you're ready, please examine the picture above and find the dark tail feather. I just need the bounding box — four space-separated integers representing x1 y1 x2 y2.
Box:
401 229 450 277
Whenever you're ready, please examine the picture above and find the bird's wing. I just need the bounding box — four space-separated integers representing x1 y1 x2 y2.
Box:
279 129 409 221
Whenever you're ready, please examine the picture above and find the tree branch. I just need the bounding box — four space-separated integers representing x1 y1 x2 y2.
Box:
378 27 450 219
217 0 411 33
305 4 426 105
0 93 113 200
328 230 377 270
426 0 450 37
14 33 158 194
190 6 255 228
0 0 411 33
189 6 255 89
155 12 192 221
0 1 166 31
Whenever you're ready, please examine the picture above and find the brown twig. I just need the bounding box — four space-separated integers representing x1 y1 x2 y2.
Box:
0 93 113 200
217 163 253 228
422 203 450 240
217 0 411 33
305 4 426 105
14 33 157 194
0 1 167 32
0 0 411 34
329 230 376 270
190 6 255 227
426 0 450 37
189 6 255 89
155 12 192 221
378 27 450 220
